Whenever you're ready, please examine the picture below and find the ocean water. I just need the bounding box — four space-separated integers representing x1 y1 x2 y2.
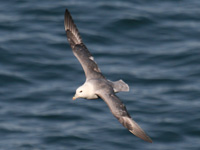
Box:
0 0 200 150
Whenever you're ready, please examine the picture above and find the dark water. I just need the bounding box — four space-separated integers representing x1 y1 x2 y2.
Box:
0 0 200 150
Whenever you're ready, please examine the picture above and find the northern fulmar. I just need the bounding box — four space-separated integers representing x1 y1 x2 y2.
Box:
64 9 152 143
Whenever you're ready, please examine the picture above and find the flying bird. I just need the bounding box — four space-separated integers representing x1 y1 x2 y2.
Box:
64 9 152 143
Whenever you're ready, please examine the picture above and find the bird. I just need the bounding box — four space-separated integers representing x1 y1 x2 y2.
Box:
64 9 152 143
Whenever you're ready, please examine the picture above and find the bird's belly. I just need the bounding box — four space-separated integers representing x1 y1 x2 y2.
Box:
87 94 98 100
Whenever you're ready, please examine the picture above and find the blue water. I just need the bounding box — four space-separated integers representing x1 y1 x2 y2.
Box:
0 0 200 150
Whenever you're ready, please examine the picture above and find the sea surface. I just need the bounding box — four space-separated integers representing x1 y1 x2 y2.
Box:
0 0 200 150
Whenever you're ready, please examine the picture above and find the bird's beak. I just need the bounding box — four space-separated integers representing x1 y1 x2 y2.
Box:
72 95 77 100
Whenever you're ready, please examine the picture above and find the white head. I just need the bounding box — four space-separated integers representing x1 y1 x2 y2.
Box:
72 83 98 100
73 85 87 100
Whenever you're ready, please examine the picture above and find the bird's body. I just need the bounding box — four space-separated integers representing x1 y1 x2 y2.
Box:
64 9 152 143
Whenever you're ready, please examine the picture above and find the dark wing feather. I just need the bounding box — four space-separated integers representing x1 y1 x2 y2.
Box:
97 90 152 143
64 9 105 80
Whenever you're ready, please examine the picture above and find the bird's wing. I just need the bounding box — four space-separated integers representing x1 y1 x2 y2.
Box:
64 9 105 80
96 89 152 143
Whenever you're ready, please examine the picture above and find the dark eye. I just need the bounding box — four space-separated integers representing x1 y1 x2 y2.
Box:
79 90 82 93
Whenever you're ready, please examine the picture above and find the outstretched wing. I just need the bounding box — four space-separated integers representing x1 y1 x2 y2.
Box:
97 90 152 143
64 9 105 80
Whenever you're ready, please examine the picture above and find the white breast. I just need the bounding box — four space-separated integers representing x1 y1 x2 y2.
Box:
83 82 98 99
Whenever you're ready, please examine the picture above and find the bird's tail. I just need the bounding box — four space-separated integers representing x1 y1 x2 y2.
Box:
109 79 129 93
64 9 82 47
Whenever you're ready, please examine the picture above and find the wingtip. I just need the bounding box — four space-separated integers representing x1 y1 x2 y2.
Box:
64 9 71 31
144 135 153 143
148 138 153 143
64 8 82 45
129 130 153 143
65 8 69 13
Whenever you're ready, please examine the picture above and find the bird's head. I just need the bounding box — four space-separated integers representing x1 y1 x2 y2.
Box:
72 83 98 100
73 85 87 100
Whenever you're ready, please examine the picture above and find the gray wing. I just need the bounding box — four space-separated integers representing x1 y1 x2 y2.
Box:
64 9 105 80
96 90 152 143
